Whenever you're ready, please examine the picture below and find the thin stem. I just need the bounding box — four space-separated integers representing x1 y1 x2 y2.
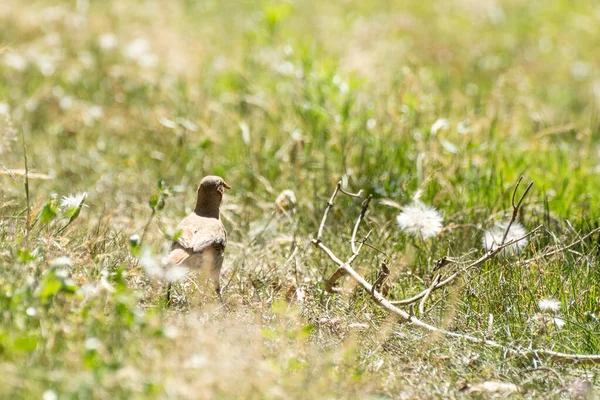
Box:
21 128 30 237
316 181 341 242
500 176 533 245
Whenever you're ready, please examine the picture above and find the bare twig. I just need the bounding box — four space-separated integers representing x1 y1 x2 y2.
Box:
324 267 346 293
316 181 341 242
518 226 600 266
338 186 364 198
418 274 441 315
351 195 372 253
312 181 600 364
0 161 18 181
312 238 600 363
390 225 543 306
324 230 371 293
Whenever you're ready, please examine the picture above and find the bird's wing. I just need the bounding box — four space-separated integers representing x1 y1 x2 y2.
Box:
174 216 227 254
168 247 190 265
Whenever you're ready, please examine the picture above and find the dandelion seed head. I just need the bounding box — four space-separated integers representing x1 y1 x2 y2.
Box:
397 201 443 239
431 118 449 135
140 247 162 278
3 52 28 71
276 61 295 76
84 337 101 351
60 192 88 210
0 102 10 116
33 55 56 76
163 325 179 339
98 33 118 50
55 269 69 279
43 390 58 400
482 221 527 255
538 298 560 312
366 118 376 130
51 256 73 268
276 189 297 212
78 283 98 297
551 317 565 329
165 265 189 283
124 38 150 60
184 353 207 369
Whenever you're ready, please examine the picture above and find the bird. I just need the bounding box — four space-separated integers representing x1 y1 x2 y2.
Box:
165 175 230 305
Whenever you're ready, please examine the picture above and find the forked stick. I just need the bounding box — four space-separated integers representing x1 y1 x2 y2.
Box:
312 181 600 364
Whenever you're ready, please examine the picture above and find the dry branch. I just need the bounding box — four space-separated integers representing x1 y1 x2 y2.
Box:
311 180 600 364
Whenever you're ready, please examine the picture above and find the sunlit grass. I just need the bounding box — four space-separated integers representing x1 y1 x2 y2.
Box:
1 0 600 398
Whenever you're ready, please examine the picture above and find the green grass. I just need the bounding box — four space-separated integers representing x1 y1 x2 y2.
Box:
1 0 600 398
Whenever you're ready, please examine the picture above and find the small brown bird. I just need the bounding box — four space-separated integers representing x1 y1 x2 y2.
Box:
166 175 230 305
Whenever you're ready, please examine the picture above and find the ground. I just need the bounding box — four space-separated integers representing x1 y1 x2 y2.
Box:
1 0 600 398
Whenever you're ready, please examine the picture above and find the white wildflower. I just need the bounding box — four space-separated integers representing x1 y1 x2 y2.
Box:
51 256 73 267
26 307 37 317
571 61 589 80
140 247 162 278
276 61 295 76
33 55 56 76
551 317 565 329
55 269 69 279
98 33 118 50
0 102 10 116
129 234 141 247
84 337 101 351
163 325 179 339
99 275 115 293
84 105 103 126
124 37 159 68
482 221 527 255
164 265 189 283
60 192 88 210
78 51 94 68
276 189 297 213
396 201 443 239
138 53 158 69
538 298 560 312
124 38 150 60
457 119 471 135
59 95 74 110
366 118 376 130
431 118 450 135
3 52 28 71
43 390 58 400
332 74 348 93
184 353 207 369
78 283 98 297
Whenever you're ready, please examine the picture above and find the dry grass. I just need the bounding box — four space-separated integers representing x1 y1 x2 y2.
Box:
1 0 600 398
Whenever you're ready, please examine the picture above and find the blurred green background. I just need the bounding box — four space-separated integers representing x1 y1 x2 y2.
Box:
1 0 600 398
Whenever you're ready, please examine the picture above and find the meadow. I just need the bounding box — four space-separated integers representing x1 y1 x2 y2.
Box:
1 0 600 398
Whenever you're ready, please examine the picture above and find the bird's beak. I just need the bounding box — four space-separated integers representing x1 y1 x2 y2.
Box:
223 182 231 190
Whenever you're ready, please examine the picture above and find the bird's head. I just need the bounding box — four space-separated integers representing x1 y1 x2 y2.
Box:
198 175 231 196
194 175 230 217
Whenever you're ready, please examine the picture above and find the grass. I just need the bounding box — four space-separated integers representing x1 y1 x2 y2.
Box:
1 0 600 398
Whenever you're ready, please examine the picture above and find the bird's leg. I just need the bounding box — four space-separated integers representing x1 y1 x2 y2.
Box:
165 282 173 306
211 267 223 303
